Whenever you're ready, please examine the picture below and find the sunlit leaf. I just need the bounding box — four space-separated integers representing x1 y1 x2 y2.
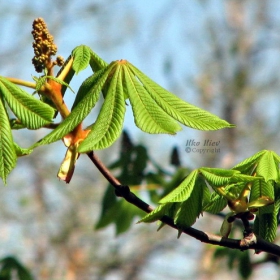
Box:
256 151 279 182
0 76 54 129
0 96 17 183
72 45 92 74
138 204 171 223
127 63 234 130
174 180 204 227
123 65 181 134
159 169 198 203
78 63 126 152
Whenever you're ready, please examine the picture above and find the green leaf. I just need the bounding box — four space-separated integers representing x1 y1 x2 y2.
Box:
0 77 55 129
89 49 108 72
138 204 171 223
72 45 92 74
72 66 109 110
32 64 114 148
127 63 234 130
123 65 181 134
0 96 17 183
249 180 274 203
203 192 227 214
256 151 280 182
0 256 34 280
232 150 266 173
78 63 126 152
174 179 204 227
159 169 199 203
199 168 239 186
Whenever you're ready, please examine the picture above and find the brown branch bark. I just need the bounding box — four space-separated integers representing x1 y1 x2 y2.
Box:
87 151 280 257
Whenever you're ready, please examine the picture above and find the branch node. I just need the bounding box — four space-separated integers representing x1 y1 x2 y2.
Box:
115 185 130 197
240 232 257 248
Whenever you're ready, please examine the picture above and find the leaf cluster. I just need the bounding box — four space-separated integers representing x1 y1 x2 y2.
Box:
140 150 280 242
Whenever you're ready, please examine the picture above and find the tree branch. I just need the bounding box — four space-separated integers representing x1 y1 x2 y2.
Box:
87 151 280 257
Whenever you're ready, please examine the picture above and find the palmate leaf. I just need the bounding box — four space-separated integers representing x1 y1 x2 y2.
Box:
127 63 233 130
0 77 54 129
159 169 199 203
32 64 115 148
123 65 181 134
78 63 126 152
0 96 17 183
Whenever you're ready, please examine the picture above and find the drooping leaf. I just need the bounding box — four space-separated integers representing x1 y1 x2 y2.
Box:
174 178 204 227
123 65 181 134
159 169 199 203
232 150 265 173
0 76 54 129
78 63 126 152
138 203 171 223
127 62 234 130
72 66 109 110
254 209 277 242
256 151 280 182
0 96 17 183
32 64 114 148
249 180 274 204
203 191 228 214
89 49 108 72
199 168 239 186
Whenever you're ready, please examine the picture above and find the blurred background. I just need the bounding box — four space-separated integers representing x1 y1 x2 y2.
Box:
0 0 280 279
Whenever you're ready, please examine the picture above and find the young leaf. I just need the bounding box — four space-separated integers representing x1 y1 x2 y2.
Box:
72 45 92 74
89 49 108 72
32 64 114 148
249 180 274 204
127 63 234 130
232 150 266 173
159 169 199 203
256 150 280 182
199 168 239 186
123 65 181 134
0 96 17 183
72 66 109 110
138 203 171 223
0 76 55 129
174 180 204 227
203 192 227 214
78 63 126 152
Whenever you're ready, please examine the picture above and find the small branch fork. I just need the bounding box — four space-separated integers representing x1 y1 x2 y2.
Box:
87 151 280 257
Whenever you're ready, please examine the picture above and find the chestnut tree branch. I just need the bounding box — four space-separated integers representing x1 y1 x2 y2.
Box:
86 151 280 257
